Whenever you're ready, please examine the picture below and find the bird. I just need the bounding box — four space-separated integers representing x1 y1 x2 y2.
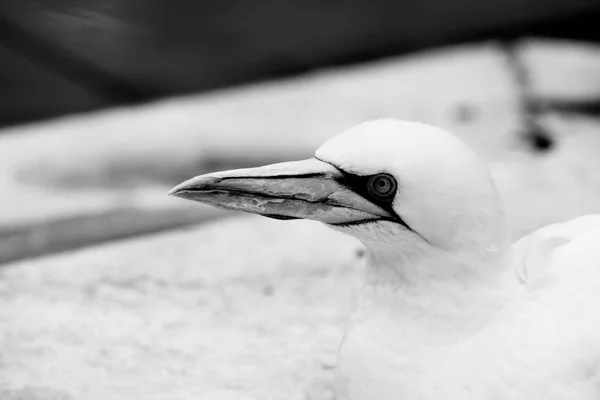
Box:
169 119 600 400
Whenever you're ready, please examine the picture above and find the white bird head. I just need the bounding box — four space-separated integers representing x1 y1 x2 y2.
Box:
170 119 507 260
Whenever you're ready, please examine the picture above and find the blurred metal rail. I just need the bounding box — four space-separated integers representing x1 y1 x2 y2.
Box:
0 207 230 265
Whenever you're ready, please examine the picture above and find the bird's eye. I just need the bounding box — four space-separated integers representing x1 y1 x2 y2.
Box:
367 174 396 200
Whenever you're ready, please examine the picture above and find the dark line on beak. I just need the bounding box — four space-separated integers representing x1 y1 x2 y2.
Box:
262 214 301 221
217 172 328 181
329 218 386 228
314 157 424 239
178 188 323 203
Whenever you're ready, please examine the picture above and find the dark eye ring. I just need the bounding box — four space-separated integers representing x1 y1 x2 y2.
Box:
367 173 397 200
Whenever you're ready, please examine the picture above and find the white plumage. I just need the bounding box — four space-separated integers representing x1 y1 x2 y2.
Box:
172 119 600 399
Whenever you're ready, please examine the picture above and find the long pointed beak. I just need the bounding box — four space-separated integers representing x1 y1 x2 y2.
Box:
169 158 393 225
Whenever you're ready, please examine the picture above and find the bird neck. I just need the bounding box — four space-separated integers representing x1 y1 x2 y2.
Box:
356 240 519 344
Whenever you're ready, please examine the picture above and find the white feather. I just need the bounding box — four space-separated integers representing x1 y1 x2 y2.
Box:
314 119 600 400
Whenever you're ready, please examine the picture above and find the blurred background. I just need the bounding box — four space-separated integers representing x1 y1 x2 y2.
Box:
2 1 600 398
1 0 600 263
1 0 600 126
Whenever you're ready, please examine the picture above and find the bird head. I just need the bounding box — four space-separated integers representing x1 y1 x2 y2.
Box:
170 119 507 258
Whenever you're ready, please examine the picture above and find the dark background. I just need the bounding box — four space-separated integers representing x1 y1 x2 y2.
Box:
1 0 600 127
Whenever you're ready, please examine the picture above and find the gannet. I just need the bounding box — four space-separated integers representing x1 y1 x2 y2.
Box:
170 119 600 400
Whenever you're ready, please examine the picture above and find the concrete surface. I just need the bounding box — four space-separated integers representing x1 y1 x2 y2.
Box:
1 218 361 400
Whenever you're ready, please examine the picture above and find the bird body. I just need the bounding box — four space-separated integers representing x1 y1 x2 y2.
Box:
338 216 600 400
170 119 600 399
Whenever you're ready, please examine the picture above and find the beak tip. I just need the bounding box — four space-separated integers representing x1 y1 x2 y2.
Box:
169 175 209 198
168 182 187 197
